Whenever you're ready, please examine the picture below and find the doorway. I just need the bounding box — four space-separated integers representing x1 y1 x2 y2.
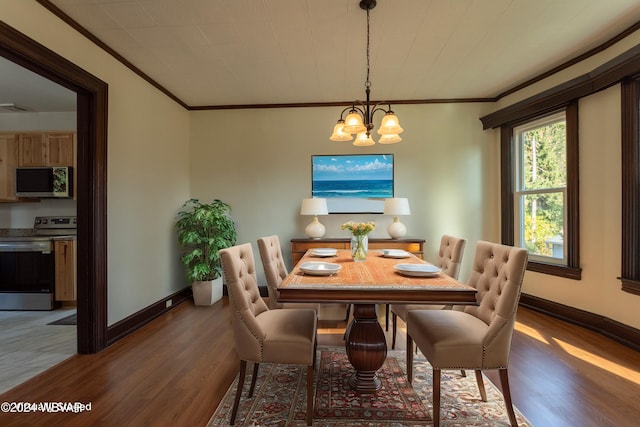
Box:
0 21 108 354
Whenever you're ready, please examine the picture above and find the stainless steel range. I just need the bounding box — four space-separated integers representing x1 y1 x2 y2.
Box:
0 216 77 310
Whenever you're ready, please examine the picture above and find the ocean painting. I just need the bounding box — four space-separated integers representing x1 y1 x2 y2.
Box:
311 154 394 212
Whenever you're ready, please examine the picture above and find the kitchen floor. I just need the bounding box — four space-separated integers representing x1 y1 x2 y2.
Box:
0 308 76 394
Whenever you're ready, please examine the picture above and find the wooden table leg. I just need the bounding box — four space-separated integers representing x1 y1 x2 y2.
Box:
344 303 387 392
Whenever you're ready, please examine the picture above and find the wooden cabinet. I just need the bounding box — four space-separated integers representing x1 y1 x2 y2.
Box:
290 238 425 265
46 132 75 166
0 131 76 202
0 134 19 201
18 133 47 166
19 132 75 167
55 239 77 302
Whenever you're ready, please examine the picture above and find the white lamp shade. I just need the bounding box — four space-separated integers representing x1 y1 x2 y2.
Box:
383 198 411 215
300 198 328 216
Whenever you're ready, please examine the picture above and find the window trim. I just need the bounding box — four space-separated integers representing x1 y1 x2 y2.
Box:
620 77 640 295
501 102 582 280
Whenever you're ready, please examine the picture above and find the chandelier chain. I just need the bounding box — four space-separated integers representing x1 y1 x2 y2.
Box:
328 0 403 145
366 7 371 89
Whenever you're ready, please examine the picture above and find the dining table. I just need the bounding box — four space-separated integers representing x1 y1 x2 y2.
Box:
278 248 477 393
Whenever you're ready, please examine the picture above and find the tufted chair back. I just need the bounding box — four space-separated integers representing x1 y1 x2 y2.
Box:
257 235 288 309
406 240 527 427
463 240 528 367
219 243 269 362
435 235 466 280
221 243 318 425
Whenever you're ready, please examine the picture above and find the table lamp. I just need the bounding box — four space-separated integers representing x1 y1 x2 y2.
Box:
383 198 411 238
300 198 329 238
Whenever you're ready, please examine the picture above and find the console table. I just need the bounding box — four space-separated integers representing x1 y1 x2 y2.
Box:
290 237 425 265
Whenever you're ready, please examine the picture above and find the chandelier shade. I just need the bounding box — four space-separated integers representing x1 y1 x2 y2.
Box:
343 110 367 134
377 112 403 135
329 120 353 142
353 131 375 146
378 133 402 144
328 0 404 146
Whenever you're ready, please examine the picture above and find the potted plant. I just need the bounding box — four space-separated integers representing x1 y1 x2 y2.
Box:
176 198 237 306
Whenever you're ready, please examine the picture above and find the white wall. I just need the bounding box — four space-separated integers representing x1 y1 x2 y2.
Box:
0 112 76 132
189 102 499 286
2 0 192 325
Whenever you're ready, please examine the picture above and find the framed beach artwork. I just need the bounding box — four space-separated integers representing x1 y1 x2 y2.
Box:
311 154 394 213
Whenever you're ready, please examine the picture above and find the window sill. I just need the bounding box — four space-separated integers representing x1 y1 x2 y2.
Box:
620 278 640 296
526 260 582 280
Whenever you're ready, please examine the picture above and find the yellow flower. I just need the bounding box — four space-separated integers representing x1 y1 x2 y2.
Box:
341 221 375 236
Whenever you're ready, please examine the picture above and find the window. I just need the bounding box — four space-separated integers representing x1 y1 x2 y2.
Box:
514 112 567 265
500 102 581 279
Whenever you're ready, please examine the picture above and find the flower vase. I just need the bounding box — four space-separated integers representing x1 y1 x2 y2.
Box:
351 234 369 261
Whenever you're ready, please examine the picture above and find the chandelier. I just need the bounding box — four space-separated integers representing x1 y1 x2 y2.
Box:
329 0 403 146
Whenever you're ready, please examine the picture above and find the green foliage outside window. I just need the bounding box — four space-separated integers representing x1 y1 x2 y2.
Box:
520 120 566 257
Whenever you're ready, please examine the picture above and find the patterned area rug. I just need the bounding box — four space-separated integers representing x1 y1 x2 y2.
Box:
315 351 429 424
208 347 534 426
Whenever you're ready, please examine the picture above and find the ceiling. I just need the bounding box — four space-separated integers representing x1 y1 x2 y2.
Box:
3 0 640 113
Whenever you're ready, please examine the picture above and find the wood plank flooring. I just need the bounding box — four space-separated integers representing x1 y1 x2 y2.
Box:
0 308 76 394
0 298 638 426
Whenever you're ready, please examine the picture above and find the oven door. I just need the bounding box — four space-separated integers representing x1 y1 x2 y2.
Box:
0 240 55 310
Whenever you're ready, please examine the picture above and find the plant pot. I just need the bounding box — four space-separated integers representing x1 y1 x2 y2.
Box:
192 277 223 306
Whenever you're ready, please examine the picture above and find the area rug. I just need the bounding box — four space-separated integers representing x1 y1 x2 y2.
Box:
47 313 76 325
208 347 534 426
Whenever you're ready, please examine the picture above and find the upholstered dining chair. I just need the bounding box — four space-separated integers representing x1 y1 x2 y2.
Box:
406 241 528 427
257 235 319 312
220 243 317 426
390 234 466 349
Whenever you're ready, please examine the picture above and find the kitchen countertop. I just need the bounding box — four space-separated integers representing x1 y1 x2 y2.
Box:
0 228 34 237
0 229 76 240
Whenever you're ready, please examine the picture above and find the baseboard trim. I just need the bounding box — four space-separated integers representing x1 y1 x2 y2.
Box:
106 287 192 345
519 293 640 352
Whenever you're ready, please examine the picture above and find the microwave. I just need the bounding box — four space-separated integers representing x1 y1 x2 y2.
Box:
15 166 73 198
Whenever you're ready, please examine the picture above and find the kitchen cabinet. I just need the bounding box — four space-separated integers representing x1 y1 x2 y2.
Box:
290 237 425 265
46 132 75 166
18 133 47 166
0 131 76 202
55 239 77 302
45 132 76 198
0 133 19 201
19 132 75 167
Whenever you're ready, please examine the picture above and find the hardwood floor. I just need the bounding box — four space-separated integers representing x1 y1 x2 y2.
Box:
0 298 638 427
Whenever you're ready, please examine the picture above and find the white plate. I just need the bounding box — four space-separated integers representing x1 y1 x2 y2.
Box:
394 263 440 277
300 261 341 276
311 248 338 257
381 249 411 258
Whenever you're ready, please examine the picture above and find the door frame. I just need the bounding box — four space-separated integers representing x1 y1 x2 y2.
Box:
0 21 108 353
